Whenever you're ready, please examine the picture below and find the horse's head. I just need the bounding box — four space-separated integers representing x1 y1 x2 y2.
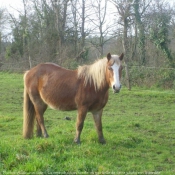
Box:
106 53 124 93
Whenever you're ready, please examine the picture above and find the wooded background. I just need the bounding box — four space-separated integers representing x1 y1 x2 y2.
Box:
0 0 175 89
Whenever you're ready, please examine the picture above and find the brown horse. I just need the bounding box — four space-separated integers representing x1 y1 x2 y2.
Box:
23 53 124 144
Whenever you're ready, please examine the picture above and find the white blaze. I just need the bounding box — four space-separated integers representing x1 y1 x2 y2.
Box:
111 63 121 90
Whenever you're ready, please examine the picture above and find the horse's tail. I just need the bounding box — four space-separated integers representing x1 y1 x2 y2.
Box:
23 73 35 139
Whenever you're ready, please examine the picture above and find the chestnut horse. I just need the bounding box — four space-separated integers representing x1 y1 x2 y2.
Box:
23 53 124 144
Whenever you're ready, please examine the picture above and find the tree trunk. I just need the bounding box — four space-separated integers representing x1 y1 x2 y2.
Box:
134 0 146 65
123 18 131 90
112 0 131 90
81 0 85 48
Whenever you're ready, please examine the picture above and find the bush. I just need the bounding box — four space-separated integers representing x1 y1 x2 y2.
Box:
123 66 175 89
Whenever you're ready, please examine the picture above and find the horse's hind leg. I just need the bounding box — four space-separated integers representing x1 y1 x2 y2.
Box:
74 107 87 144
36 103 48 137
29 93 48 138
34 101 47 137
92 109 106 144
34 103 48 138
36 121 42 137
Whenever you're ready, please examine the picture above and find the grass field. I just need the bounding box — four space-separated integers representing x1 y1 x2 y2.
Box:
0 72 175 175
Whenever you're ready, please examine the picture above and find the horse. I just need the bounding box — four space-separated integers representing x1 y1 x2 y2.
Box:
23 53 124 144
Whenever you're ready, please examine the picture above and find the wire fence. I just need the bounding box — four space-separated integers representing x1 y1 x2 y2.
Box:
1 59 175 70
0 60 41 73
0 60 175 89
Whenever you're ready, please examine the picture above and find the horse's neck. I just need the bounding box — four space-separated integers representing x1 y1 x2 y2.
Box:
97 79 110 93
103 81 110 92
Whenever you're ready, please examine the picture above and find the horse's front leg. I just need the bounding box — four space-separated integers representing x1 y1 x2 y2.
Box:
74 107 87 144
92 109 106 144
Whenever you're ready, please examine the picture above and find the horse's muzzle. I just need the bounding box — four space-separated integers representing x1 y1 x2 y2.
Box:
113 85 121 93
113 89 120 93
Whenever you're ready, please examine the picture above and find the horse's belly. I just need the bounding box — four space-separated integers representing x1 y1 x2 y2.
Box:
39 80 78 111
40 90 77 111
49 102 77 111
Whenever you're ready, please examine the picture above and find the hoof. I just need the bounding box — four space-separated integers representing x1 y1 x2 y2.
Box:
74 138 81 145
44 133 49 138
36 132 42 138
99 138 106 144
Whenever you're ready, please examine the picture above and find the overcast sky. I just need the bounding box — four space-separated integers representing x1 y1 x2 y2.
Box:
0 0 23 18
0 0 116 35
0 0 175 37
1 0 175 17
1 0 175 18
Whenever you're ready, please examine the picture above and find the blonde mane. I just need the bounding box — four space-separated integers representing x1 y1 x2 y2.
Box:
78 58 107 90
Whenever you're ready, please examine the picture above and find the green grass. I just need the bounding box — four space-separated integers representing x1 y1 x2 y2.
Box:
0 72 175 174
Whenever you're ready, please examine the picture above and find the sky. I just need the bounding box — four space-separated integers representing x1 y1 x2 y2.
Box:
0 0 116 36
0 0 23 17
1 0 175 10
0 0 175 37
1 0 175 20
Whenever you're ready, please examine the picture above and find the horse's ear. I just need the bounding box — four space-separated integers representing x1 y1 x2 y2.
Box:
119 53 124 60
107 53 111 61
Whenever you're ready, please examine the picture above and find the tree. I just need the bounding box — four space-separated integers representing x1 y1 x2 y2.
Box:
89 0 113 57
112 0 133 90
81 0 86 48
70 0 89 62
0 8 8 56
8 0 32 68
148 0 175 67
133 0 151 65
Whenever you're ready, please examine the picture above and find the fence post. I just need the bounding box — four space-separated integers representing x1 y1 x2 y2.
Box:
29 55 32 69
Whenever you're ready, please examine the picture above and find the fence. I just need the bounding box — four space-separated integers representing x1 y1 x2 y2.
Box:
0 60 175 90
0 60 40 73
